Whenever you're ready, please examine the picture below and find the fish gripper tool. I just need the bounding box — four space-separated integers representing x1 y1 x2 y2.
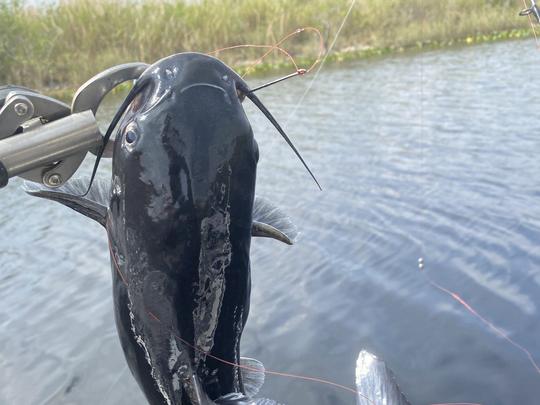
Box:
0 62 148 189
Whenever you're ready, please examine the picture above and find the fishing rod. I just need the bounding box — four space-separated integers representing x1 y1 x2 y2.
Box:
0 63 147 189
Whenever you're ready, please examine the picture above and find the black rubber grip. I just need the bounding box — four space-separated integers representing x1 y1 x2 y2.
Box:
0 161 8 188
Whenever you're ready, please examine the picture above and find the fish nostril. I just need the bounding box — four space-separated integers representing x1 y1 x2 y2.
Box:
236 88 246 103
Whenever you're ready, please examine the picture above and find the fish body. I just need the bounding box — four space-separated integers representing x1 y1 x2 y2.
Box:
25 53 296 405
107 52 257 405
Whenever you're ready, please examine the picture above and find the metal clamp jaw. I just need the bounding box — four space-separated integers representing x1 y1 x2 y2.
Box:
0 62 148 188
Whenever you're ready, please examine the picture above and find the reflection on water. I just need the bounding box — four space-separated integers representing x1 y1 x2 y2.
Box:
1 39 540 405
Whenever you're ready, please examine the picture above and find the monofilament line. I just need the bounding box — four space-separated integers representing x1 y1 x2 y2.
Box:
286 0 357 124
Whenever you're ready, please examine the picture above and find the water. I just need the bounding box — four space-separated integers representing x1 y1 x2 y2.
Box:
2 39 540 405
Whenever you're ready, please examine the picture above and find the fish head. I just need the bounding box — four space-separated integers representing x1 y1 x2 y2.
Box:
110 52 258 240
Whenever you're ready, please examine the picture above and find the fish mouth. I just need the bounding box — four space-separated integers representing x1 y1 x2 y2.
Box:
180 83 228 95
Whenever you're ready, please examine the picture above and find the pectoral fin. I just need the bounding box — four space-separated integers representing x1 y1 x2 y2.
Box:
251 197 298 245
23 177 110 227
215 357 274 403
239 357 265 397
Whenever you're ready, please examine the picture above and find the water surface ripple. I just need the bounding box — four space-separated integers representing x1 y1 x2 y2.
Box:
1 40 540 405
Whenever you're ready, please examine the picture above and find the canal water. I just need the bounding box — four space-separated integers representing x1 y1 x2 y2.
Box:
1 39 540 405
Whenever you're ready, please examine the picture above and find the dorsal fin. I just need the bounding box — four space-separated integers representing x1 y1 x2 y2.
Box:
23 177 110 227
251 197 298 245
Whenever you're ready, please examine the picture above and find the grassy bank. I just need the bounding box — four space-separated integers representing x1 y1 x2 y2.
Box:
0 0 532 97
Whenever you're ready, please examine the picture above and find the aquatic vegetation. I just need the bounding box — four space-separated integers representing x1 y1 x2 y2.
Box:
0 0 530 95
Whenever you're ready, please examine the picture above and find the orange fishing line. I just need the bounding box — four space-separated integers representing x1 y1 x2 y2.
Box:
146 310 373 403
106 223 374 404
257 27 325 74
207 44 299 72
207 26 325 78
427 278 540 376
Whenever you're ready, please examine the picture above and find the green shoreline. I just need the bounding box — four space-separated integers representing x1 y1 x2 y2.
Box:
47 27 532 102
1 0 533 100
239 27 533 75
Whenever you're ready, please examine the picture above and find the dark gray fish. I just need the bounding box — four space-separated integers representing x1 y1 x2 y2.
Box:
25 52 298 405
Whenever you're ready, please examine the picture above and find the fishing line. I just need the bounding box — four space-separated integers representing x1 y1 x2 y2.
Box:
241 27 324 78
285 0 357 124
414 5 483 405
87 37 303 197
207 44 300 72
219 10 353 190
209 28 325 189
416 4 540 402
247 70 306 93
209 27 325 95
106 224 374 404
422 271 540 377
148 309 375 404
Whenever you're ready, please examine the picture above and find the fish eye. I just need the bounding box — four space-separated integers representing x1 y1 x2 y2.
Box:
122 125 139 150
125 129 138 144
